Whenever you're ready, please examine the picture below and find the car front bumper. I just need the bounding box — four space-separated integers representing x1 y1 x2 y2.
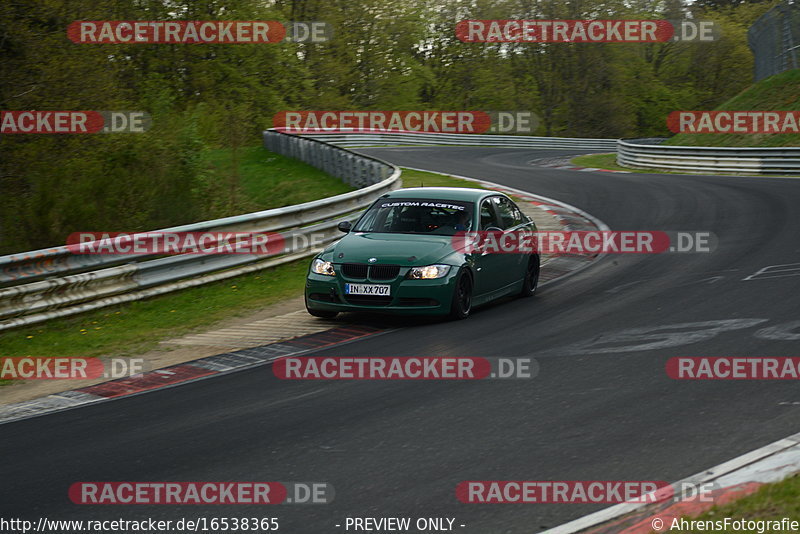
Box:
305 266 459 316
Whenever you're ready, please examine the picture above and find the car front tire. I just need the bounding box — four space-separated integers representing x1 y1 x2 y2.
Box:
449 269 473 320
519 254 540 297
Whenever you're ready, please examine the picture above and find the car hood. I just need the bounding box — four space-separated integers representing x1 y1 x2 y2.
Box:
325 233 456 266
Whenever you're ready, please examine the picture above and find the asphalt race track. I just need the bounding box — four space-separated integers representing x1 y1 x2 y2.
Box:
3 147 800 533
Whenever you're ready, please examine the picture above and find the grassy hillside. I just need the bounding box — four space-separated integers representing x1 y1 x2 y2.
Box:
0 145 352 255
202 146 353 214
666 69 800 147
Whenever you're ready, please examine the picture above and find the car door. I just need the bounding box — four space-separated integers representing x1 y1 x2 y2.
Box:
491 196 532 286
472 197 509 297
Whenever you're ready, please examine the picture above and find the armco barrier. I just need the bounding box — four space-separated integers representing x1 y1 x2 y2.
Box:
0 131 400 331
298 131 618 150
303 131 800 177
617 138 800 176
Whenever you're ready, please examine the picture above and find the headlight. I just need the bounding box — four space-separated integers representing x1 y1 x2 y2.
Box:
407 264 451 279
312 258 336 276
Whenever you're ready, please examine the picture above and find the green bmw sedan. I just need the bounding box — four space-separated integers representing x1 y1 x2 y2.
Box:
304 187 540 319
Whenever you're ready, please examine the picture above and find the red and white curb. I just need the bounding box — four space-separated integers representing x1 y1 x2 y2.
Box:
544 164 630 174
402 167 611 284
0 172 609 426
0 325 384 425
400 167 610 234
543 431 800 533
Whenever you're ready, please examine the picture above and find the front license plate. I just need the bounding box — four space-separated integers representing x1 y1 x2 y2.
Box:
344 283 391 296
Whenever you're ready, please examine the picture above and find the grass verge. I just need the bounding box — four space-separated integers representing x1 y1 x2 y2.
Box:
570 153 638 172
571 152 799 178
399 167 487 189
569 153 687 174
0 259 310 366
666 473 800 533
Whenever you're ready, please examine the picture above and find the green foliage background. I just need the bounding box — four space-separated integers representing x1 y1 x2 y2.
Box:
0 0 779 253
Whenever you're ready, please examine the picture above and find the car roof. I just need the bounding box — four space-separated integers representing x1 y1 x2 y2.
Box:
383 187 499 202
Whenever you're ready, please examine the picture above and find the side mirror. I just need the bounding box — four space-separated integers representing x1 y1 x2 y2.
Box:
337 221 352 233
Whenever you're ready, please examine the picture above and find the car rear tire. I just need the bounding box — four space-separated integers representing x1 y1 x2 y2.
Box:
449 269 473 320
519 254 540 297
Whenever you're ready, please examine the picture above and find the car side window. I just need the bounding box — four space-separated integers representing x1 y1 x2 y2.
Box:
493 196 525 229
479 199 496 230
510 199 530 225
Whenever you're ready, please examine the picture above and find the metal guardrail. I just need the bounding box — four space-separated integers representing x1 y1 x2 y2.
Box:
299 131 618 150
308 131 800 177
617 138 800 176
0 130 400 331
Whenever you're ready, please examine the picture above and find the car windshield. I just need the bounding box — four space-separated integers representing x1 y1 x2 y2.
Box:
354 198 474 235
